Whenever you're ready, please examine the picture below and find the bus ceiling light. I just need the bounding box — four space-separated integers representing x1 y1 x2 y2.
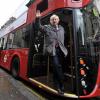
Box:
80 69 86 76
80 58 85 65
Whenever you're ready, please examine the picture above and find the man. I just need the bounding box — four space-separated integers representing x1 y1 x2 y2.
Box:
35 10 68 94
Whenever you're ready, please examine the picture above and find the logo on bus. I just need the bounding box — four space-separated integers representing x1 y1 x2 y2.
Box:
4 55 8 62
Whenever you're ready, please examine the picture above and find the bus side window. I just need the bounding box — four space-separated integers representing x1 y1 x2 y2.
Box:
22 25 30 48
3 35 8 50
0 38 1 48
7 33 14 49
0 38 3 50
13 30 23 48
12 26 30 49
0 37 7 50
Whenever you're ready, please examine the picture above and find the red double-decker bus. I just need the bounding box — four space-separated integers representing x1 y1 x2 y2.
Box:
0 0 100 98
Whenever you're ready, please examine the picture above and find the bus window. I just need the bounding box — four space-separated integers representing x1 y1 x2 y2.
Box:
75 1 100 95
0 38 3 50
75 5 100 63
12 30 22 48
1 35 8 50
37 0 48 12
7 33 14 49
22 25 30 48
2 38 4 49
0 38 2 48
12 26 30 49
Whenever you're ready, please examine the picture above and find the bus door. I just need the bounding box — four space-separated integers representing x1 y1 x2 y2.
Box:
29 8 79 94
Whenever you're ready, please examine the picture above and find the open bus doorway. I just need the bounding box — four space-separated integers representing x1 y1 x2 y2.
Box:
28 9 76 94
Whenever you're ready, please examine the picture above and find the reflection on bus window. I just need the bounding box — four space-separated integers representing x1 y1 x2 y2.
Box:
75 1 100 65
75 9 85 45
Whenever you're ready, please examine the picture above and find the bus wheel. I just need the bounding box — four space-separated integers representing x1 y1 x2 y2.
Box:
11 57 20 79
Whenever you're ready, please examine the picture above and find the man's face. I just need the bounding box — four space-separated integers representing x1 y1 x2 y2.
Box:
50 17 59 26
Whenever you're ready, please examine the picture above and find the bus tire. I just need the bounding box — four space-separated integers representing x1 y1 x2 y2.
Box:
11 57 20 79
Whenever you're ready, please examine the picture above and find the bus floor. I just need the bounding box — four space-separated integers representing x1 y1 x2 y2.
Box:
32 74 100 100
33 73 75 94
0 67 46 100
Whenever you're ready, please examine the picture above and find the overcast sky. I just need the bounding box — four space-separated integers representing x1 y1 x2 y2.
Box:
0 0 29 28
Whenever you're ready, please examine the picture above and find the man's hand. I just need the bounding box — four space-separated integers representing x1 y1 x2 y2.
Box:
36 10 41 18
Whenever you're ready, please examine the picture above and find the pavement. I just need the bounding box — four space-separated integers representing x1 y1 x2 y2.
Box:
0 68 46 100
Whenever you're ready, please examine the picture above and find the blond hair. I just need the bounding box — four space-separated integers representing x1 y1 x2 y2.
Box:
50 14 60 21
